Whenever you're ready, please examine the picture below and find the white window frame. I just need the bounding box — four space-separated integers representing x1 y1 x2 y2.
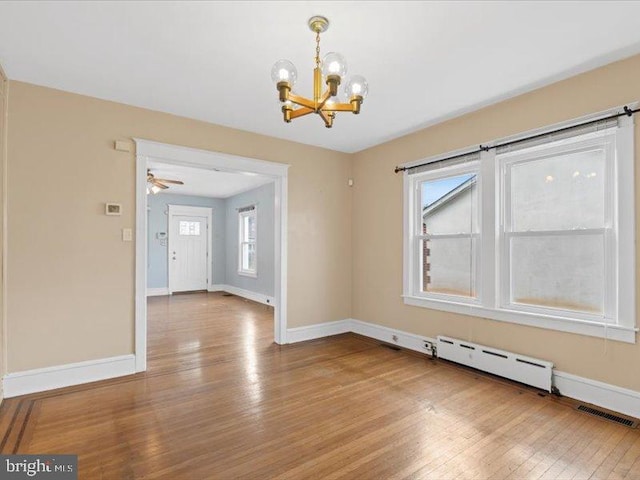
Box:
498 133 616 324
412 162 482 305
238 207 257 277
402 108 637 343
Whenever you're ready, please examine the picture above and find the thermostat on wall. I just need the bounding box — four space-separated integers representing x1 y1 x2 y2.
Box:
105 203 122 216
156 232 167 240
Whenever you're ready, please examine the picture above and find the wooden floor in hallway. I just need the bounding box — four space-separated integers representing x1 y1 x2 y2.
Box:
1 291 639 479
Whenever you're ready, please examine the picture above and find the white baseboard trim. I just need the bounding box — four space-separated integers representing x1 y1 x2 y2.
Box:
286 318 435 355
147 287 169 297
287 317 640 419
350 319 436 356
287 320 351 343
3 354 136 398
553 370 640 419
208 284 275 306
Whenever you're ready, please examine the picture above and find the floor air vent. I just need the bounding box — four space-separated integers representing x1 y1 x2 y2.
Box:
436 336 553 392
576 405 638 428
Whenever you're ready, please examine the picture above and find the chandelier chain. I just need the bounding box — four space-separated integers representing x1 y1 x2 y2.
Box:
315 31 321 68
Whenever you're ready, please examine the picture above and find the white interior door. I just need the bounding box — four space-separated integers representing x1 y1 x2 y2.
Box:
169 213 209 293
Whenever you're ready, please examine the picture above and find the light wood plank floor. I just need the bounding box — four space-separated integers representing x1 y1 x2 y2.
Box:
1 292 639 479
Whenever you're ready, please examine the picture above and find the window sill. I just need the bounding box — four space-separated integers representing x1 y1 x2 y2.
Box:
238 271 257 278
402 295 637 344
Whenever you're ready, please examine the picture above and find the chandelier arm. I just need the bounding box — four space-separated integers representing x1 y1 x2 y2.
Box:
316 90 332 110
287 93 316 110
321 102 355 112
289 107 314 120
318 109 333 128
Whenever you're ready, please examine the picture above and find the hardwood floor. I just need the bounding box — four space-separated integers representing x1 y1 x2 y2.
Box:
1 291 639 479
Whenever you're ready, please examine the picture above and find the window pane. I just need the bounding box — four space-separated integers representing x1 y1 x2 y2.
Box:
422 237 476 298
241 243 248 270
179 221 200 236
510 148 605 232
247 243 256 271
510 234 604 314
422 174 478 235
247 215 256 241
242 216 250 242
241 243 256 272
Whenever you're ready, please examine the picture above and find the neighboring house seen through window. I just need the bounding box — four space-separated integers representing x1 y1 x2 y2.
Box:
421 172 479 300
403 110 636 342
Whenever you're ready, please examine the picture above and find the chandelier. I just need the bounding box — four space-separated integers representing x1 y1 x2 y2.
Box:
271 16 368 128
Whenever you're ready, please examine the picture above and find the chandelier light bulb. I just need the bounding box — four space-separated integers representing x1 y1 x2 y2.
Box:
271 59 298 85
345 75 369 99
321 52 347 78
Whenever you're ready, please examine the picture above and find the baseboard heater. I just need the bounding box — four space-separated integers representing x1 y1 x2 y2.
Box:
436 336 553 392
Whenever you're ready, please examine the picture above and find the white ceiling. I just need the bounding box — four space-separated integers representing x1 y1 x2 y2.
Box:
147 160 273 198
1 2 640 153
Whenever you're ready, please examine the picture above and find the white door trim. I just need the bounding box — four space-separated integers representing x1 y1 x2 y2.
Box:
167 205 213 294
134 139 289 372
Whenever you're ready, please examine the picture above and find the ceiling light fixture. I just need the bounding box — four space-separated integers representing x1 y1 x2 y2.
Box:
146 169 184 195
271 16 368 128
146 184 162 195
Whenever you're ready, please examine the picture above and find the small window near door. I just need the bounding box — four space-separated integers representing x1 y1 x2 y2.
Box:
238 206 257 277
179 221 201 236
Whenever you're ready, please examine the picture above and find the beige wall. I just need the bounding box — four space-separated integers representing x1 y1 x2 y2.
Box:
0 65 6 401
352 53 640 392
6 81 352 372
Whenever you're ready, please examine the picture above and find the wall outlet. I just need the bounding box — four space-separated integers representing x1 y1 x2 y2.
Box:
423 340 436 356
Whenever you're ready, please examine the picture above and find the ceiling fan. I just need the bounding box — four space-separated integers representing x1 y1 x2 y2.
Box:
147 169 184 194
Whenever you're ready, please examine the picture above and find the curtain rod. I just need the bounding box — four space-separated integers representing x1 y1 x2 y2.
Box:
394 106 639 174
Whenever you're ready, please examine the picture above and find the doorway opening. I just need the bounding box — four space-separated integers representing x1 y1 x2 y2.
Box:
134 139 289 372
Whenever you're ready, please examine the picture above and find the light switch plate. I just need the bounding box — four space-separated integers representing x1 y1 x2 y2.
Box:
122 228 133 242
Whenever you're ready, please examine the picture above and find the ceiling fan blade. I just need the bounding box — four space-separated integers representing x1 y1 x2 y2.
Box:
154 178 184 185
151 180 169 189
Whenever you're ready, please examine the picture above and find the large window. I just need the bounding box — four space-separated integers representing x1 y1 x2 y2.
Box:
238 206 257 277
403 111 636 342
